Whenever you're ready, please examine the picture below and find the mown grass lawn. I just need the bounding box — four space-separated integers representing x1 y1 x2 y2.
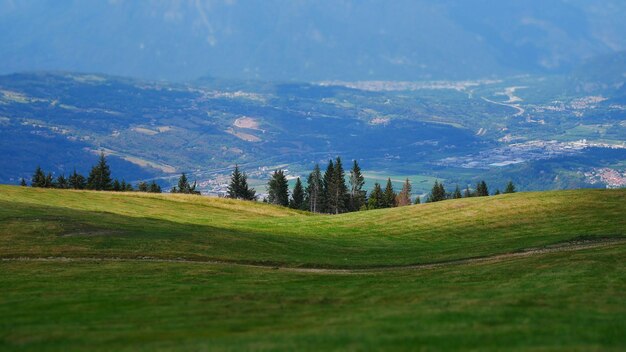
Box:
1 245 625 351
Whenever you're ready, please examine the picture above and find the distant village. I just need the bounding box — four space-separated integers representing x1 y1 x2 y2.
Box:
438 139 626 170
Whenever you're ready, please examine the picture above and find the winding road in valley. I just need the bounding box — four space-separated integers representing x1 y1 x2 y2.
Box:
481 86 527 117
481 96 525 117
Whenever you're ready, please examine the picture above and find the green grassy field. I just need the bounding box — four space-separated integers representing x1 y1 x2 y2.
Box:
1 185 625 350
361 171 440 194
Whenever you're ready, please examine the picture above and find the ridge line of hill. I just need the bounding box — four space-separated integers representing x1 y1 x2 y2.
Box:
3 237 624 274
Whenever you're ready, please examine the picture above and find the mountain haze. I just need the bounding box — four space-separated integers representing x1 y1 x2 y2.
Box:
1 0 625 81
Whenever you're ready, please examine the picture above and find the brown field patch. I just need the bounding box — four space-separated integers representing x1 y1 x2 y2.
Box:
226 128 261 142
234 117 261 130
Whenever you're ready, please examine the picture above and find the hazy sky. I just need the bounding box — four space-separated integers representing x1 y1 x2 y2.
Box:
1 0 625 81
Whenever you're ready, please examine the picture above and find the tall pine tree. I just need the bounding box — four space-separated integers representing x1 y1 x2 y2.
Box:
149 181 162 193
504 181 516 194
172 173 199 194
428 180 446 202
177 173 190 193
44 173 54 188
322 160 335 213
226 165 255 200
305 164 323 213
227 165 243 198
348 160 366 211
267 169 289 206
327 157 348 214
240 172 255 200
367 182 384 209
476 180 489 197
55 174 68 189
87 152 113 191
31 166 46 188
382 178 396 208
68 169 86 190
289 177 305 210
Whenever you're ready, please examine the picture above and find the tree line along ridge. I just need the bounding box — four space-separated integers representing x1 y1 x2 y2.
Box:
22 154 516 214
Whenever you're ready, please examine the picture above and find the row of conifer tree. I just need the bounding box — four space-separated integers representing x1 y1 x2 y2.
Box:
25 153 162 193
225 157 516 214
23 153 516 213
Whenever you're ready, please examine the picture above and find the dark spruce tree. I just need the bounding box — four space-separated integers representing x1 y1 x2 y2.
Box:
305 164 323 213
31 166 46 188
87 152 113 191
227 165 256 200
327 157 348 214
428 180 446 202
55 174 69 189
476 180 489 197
45 173 54 188
494 189 501 195
382 178 396 208
322 160 335 213
226 165 243 198
267 169 289 206
137 181 149 192
149 181 162 193
239 172 256 200
173 173 200 194
20 178 27 187
414 195 421 204
177 173 190 193
504 181 516 194
289 177 305 210
69 169 87 190
367 182 384 209
113 179 122 191
348 160 366 211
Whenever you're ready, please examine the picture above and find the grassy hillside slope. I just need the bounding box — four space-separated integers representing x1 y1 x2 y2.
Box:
1 245 625 351
0 185 624 267
1 186 625 350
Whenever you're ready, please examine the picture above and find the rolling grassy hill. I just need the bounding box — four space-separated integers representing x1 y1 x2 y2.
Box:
1 186 625 350
1 185 624 267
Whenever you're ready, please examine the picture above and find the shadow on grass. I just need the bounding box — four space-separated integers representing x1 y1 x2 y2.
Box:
2 199 625 270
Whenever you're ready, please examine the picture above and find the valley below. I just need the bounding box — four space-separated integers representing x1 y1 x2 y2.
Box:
0 66 625 196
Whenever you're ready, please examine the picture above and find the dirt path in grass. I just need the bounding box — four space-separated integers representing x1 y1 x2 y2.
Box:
2 238 624 274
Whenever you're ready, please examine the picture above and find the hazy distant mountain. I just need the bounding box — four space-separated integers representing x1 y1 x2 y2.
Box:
1 0 625 82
